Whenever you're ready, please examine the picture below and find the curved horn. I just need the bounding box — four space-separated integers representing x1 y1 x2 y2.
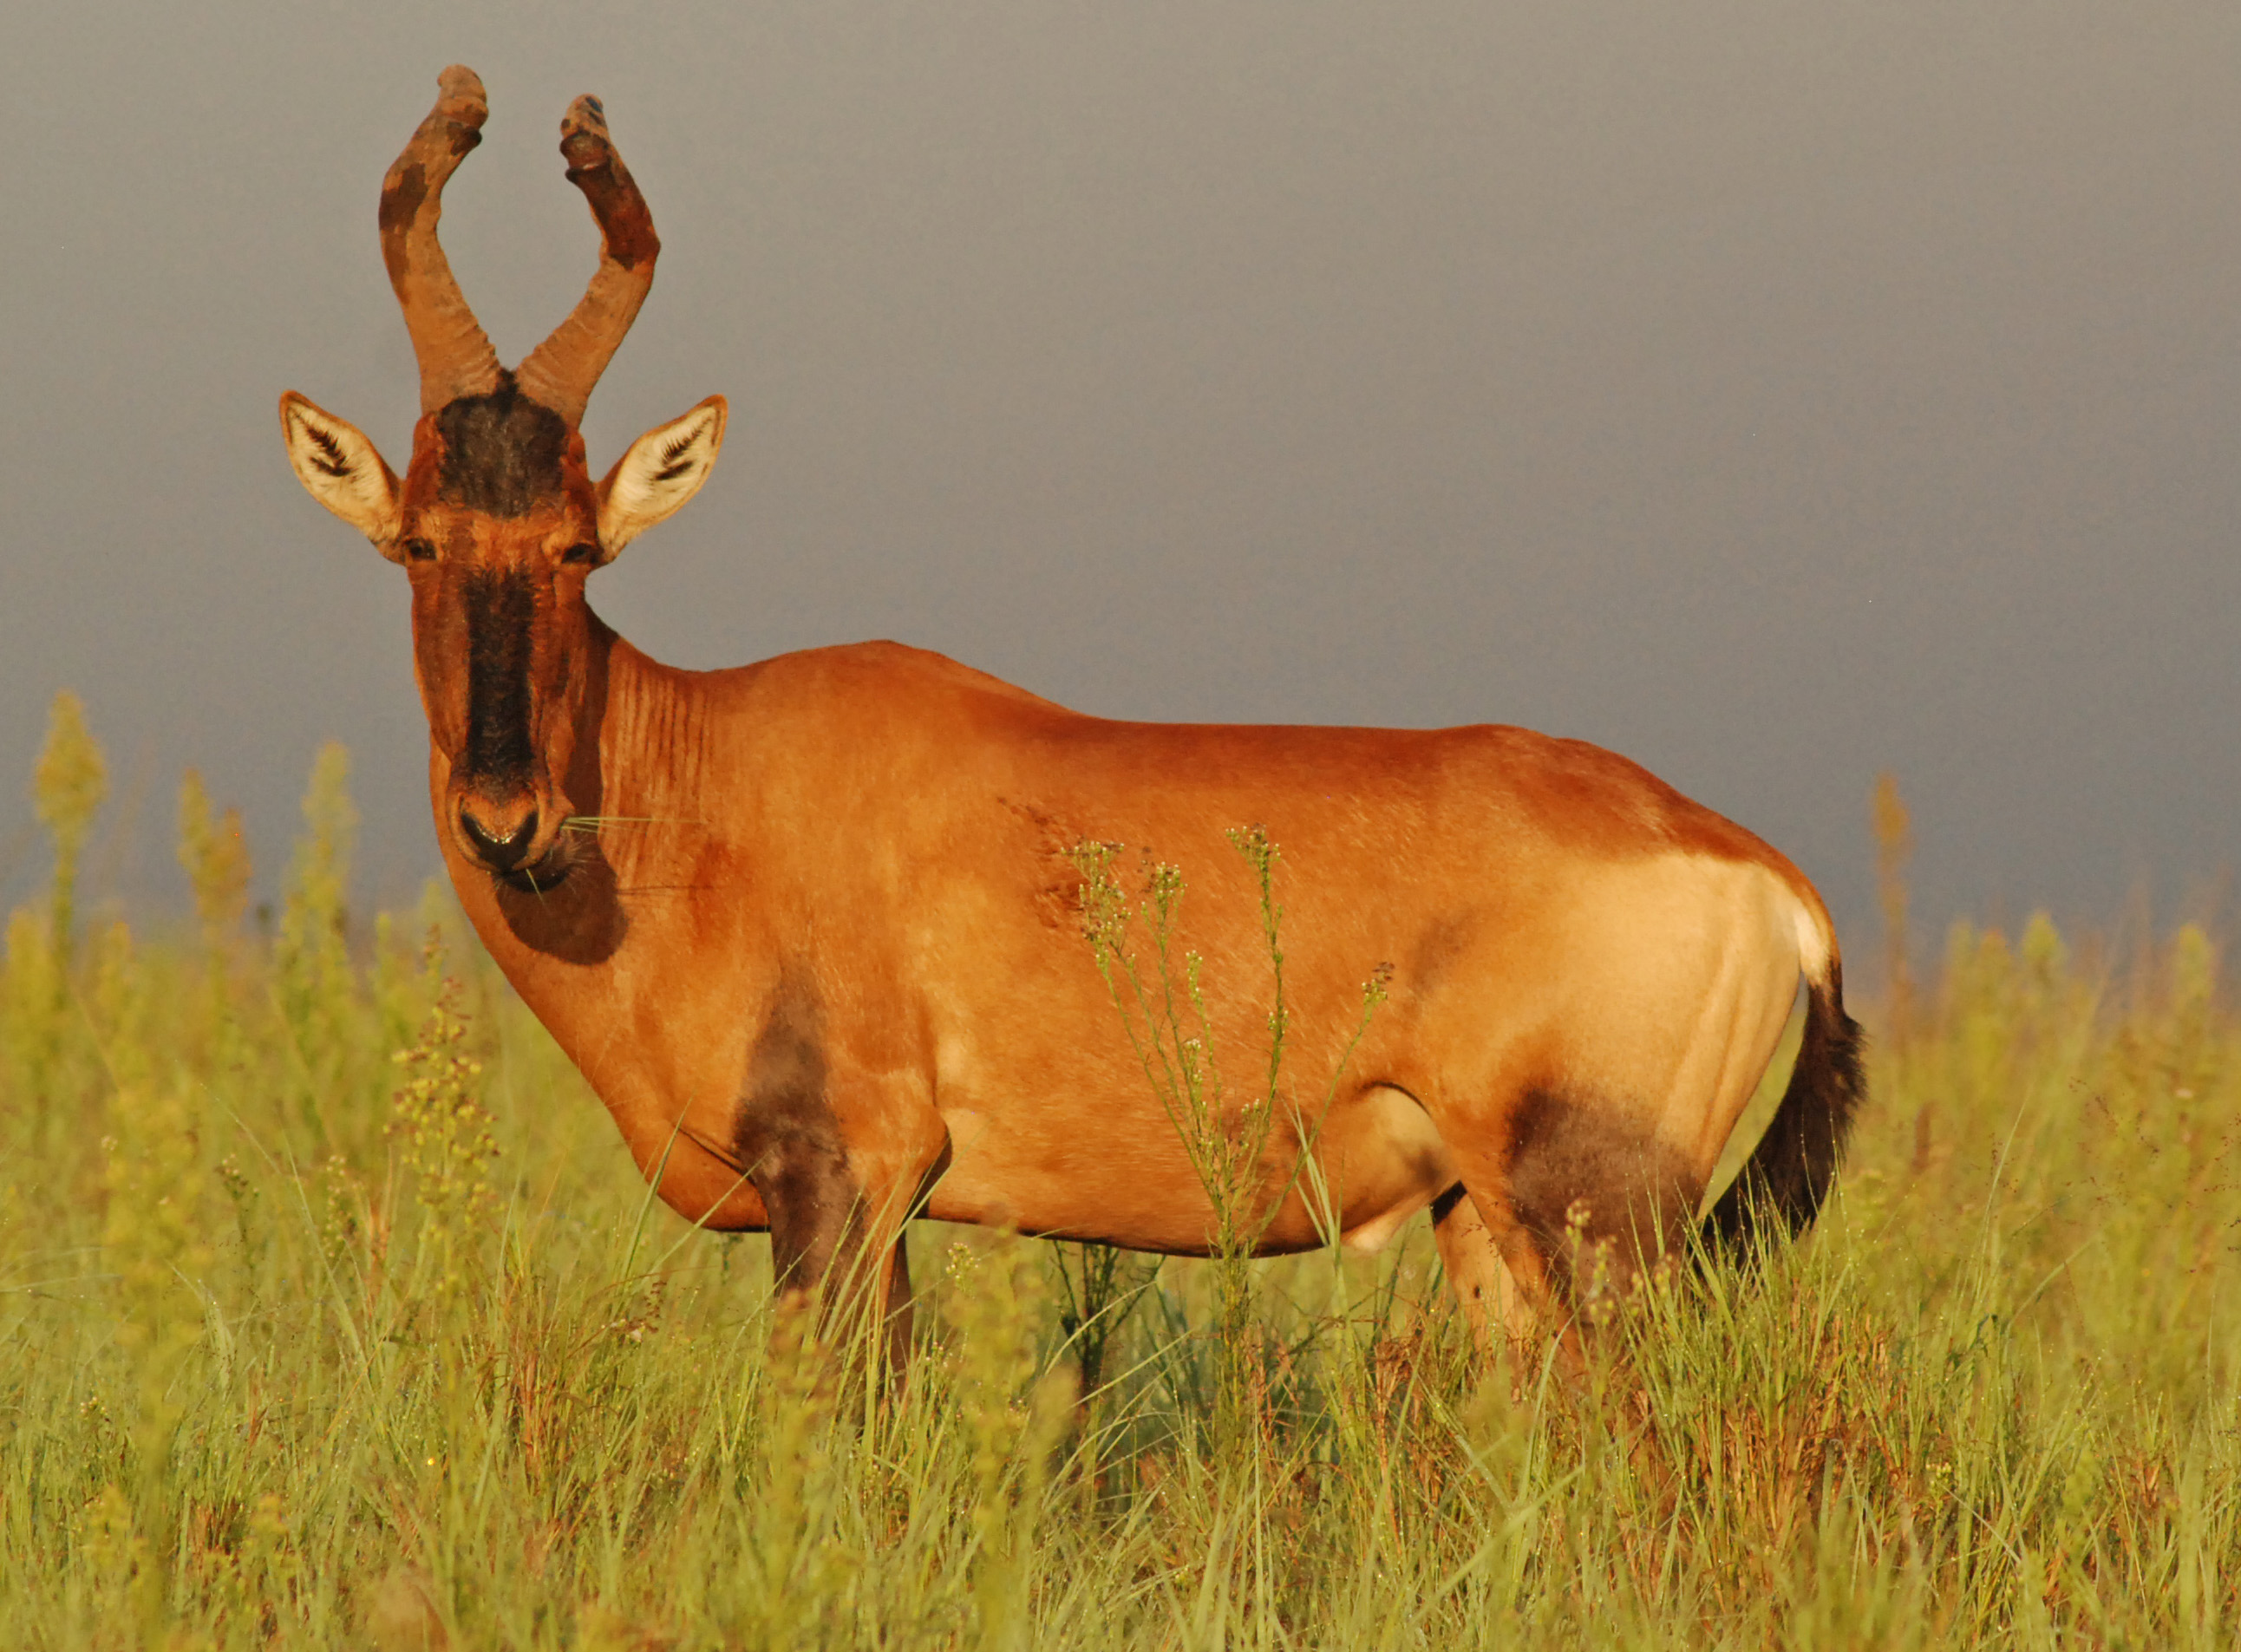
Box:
379 65 504 415
513 95 661 428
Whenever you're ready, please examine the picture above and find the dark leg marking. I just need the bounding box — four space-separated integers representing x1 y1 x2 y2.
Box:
731 970 856 1296
1505 1087 1699 1299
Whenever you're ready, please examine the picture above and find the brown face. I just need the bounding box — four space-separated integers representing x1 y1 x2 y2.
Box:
400 384 604 885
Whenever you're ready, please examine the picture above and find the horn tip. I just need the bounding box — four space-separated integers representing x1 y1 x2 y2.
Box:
560 94 612 157
569 96 614 140
435 65 489 128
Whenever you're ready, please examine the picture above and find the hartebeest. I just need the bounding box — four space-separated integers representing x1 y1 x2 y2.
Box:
281 68 1864 1362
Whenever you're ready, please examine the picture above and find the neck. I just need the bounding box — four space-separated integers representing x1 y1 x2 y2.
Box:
585 623 715 857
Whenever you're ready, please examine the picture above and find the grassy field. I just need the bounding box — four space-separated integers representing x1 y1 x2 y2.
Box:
1 702 2236 1649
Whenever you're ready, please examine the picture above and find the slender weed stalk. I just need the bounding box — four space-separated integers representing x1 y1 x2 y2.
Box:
1068 826 1388 1463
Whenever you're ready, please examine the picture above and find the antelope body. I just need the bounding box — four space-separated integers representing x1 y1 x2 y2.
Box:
281 69 1865 1359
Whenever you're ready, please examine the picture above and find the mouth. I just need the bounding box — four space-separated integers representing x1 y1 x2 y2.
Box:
498 856 572 894
494 839 578 893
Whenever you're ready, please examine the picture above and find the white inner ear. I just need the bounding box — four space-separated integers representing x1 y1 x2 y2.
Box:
280 393 401 547
598 396 727 555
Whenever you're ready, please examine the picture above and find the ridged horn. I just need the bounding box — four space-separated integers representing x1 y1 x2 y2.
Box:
513 95 661 428
378 65 504 415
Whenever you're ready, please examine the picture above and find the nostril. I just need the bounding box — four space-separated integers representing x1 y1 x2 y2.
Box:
458 801 539 870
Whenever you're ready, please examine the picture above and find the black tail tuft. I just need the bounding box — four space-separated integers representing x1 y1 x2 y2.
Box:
1702 970 1866 1256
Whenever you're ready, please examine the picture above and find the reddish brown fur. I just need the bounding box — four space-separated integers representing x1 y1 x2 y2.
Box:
282 69 1863 1362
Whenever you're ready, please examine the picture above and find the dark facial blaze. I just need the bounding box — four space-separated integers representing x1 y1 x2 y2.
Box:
461 568 539 790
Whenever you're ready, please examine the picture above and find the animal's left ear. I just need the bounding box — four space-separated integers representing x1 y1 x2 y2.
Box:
596 395 727 558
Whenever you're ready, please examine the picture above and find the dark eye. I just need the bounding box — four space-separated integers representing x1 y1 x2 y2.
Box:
561 542 600 566
402 537 436 563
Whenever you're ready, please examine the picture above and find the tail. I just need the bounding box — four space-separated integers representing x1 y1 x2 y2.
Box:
1702 946 1867 1255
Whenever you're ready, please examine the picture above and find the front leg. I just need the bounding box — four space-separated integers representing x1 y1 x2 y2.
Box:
744 1112 944 1381
731 980 947 1379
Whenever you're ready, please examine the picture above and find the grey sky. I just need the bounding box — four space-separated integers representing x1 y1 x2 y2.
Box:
2 1 2236 952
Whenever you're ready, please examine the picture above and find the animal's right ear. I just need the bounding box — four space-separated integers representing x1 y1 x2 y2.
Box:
279 392 404 557
597 395 728 558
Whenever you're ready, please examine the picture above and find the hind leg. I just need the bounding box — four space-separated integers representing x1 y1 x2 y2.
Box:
1497 1086 1712 1300
879 1227 917 1381
1432 1183 1563 1354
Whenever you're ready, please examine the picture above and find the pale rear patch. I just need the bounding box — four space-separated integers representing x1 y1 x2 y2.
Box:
1527 852 1814 1191
1791 892 1833 983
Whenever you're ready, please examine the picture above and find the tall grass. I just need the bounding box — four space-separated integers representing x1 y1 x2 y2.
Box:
0 702 2234 1647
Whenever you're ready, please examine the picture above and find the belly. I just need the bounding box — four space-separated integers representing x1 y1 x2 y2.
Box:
924 1082 1456 1257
